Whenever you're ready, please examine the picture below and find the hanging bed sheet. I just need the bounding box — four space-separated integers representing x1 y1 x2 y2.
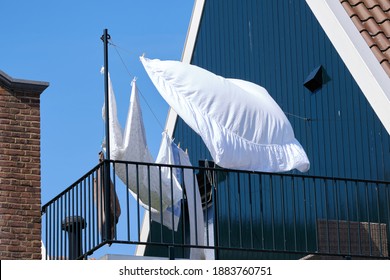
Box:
140 57 310 173
102 72 205 259
102 74 182 227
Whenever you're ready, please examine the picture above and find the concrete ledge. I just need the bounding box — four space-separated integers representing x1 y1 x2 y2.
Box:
0 70 49 94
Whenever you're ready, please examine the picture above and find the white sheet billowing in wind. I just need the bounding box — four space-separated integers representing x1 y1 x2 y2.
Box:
140 57 310 173
102 73 182 219
103 73 206 258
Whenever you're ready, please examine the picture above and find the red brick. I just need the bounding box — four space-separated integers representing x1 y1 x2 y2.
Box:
0 78 45 260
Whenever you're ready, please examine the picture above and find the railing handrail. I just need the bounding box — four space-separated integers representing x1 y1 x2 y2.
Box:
41 162 103 213
41 159 390 260
42 159 390 214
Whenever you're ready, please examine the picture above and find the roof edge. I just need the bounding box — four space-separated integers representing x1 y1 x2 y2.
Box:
306 0 390 135
0 70 49 94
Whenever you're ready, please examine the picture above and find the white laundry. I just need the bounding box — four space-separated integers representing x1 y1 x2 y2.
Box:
140 57 310 173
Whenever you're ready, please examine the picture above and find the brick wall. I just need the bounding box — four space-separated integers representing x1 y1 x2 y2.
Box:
0 71 48 260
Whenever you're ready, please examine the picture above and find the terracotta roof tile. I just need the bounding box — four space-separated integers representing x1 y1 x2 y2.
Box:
380 19 390 35
340 0 390 77
361 30 390 51
365 0 390 11
343 0 363 6
344 0 390 10
364 17 389 36
374 33 390 51
382 60 390 74
372 45 390 63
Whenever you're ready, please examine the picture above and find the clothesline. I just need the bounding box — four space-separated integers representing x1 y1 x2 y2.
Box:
108 40 314 126
108 39 165 131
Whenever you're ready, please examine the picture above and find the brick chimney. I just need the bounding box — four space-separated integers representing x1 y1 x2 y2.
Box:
0 70 49 260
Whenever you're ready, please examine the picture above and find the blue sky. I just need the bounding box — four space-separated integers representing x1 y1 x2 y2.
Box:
1 0 194 206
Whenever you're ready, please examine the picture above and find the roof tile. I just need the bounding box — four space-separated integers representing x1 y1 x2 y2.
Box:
373 33 390 51
363 17 389 37
369 5 389 23
353 3 374 21
344 0 390 10
371 45 390 64
381 61 390 74
340 0 390 77
363 17 385 35
380 19 390 36
343 0 364 6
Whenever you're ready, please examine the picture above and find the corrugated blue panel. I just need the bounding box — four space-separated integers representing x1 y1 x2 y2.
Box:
171 0 390 259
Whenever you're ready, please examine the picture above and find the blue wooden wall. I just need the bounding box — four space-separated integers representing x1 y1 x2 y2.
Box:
175 0 390 181
168 0 390 259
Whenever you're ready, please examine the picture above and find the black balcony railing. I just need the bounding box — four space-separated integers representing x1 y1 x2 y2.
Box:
41 160 390 260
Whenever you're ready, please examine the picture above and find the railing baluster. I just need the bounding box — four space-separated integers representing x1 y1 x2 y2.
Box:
58 197 62 260
292 177 297 251
169 166 175 247
237 172 243 249
56 199 59 260
365 182 372 256
303 177 308 252
136 164 141 242
324 178 330 254
249 173 254 249
63 194 67 259
313 178 318 254
87 174 92 255
226 170 231 248
345 180 351 256
46 205 48 260
334 179 340 255
48 206 52 259
112 163 117 241
387 183 390 257
91 170 95 250
83 179 87 257
43 205 47 260
180 166 185 257
204 170 210 247
212 168 219 259
193 169 198 246
75 184 80 258
259 173 265 249
376 183 383 257
59 201 62 260
147 164 152 243
158 165 163 242
355 181 362 255
126 163 131 242
270 175 275 250
101 165 105 244
281 176 286 251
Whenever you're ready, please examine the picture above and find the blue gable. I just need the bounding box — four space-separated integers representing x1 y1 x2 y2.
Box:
174 0 390 181
143 0 390 260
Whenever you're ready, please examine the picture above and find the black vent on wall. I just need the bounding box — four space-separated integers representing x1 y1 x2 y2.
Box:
304 65 330 92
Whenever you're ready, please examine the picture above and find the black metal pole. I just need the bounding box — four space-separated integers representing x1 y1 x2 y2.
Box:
102 28 112 241
103 28 110 161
